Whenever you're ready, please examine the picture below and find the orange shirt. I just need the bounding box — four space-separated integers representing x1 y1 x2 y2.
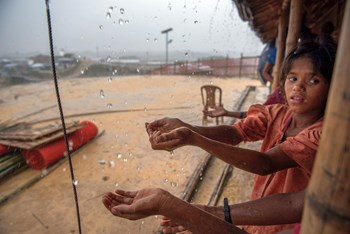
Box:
233 104 323 234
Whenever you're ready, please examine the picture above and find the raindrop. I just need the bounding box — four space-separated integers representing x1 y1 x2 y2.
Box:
123 158 128 162
144 107 147 112
146 38 149 43
106 56 111 62
118 19 124 25
136 68 140 73
100 90 105 99
109 161 116 167
99 25 103 30
194 20 198 24
141 221 145 225
154 38 158 43
125 20 129 24
114 69 118 74
128 152 133 157
68 141 74 151
63 151 68 157
120 8 125 14
115 183 119 187
62 168 66 172
107 103 113 109
168 3 172 10
106 12 112 19
80 70 85 75
73 180 78 186
185 52 188 56
117 153 122 159
108 6 114 13
41 169 48 176
108 77 113 83
170 151 174 156
99 160 107 165
82 154 88 160
59 49 65 56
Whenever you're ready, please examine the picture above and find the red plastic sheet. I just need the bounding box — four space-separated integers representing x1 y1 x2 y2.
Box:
22 121 98 170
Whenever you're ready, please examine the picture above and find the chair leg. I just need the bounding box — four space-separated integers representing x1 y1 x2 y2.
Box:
202 114 207 125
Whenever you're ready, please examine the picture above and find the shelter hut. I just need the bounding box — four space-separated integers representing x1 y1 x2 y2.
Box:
232 0 350 233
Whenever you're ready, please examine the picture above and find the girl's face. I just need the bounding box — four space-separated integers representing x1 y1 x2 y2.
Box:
284 57 330 116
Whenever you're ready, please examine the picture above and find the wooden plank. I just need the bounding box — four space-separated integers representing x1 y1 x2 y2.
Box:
301 1 350 233
0 124 83 149
0 121 79 141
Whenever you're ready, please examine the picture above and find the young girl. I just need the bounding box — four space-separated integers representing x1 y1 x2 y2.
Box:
103 41 336 234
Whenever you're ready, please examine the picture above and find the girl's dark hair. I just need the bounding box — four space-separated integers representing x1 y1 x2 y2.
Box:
280 41 337 88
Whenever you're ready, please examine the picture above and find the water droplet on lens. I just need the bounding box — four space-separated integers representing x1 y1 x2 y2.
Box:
119 19 124 25
99 160 106 165
107 103 112 109
154 38 158 43
194 20 198 24
120 8 125 14
117 153 122 159
170 151 174 156
73 180 78 186
106 12 111 19
100 90 105 99
99 25 103 30
108 77 112 83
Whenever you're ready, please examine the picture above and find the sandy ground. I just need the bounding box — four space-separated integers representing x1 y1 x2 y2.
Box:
0 75 261 234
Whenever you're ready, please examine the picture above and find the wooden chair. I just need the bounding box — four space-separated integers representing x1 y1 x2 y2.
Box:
201 85 224 125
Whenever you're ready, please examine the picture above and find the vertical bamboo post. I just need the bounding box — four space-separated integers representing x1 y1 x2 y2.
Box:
272 9 288 91
301 1 350 233
285 0 302 54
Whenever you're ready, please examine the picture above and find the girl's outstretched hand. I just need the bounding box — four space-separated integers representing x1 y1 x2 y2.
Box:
203 106 227 117
148 127 193 151
145 117 185 136
102 188 169 221
160 216 193 234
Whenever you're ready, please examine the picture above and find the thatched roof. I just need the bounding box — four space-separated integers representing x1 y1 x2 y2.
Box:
232 0 346 43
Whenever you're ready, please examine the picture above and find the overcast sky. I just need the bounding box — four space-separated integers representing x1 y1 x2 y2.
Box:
0 0 263 58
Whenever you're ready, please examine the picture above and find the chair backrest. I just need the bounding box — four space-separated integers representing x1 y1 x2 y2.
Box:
201 85 222 107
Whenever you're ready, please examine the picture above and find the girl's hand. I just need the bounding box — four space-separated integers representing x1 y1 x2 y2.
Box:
203 106 227 117
102 188 169 220
160 216 193 234
149 127 193 151
145 117 185 136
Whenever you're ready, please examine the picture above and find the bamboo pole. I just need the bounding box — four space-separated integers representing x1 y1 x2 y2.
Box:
301 1 350 233
272 9 288 91
285 0 302 54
